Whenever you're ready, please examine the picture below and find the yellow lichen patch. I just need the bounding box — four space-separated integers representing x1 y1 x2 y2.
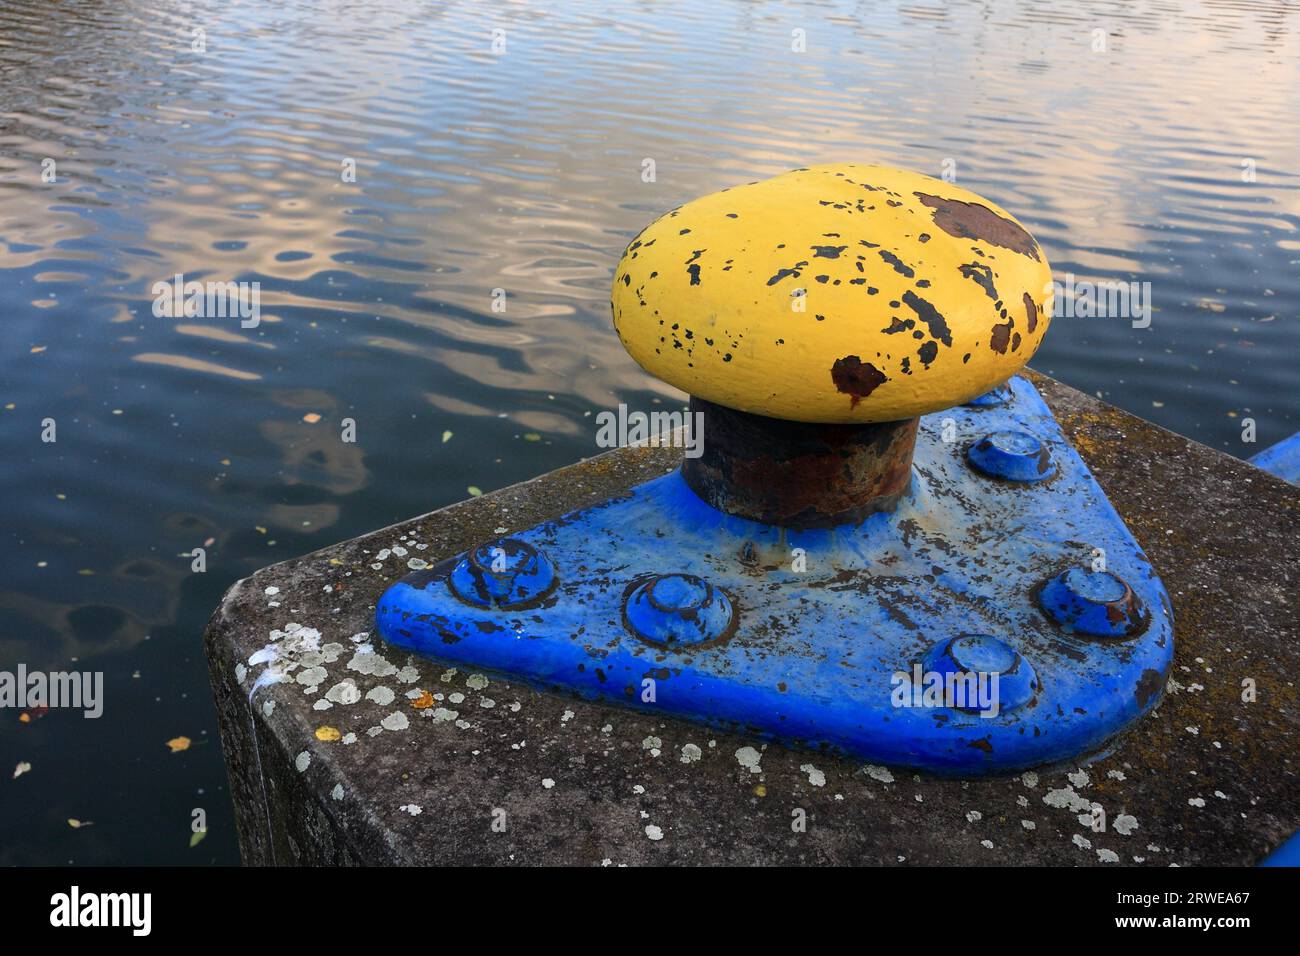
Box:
611 164 1053 423
410 690 435 709
314 726 341 742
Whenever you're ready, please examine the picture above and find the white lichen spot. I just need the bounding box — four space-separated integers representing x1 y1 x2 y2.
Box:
366 686 396 706
680 744 702 764
396 665 419 684
800 763 826 787
440 668 457 683
1073 833 1092 850
1016 795 1029 808
542 778 555 789
1097 848 1119 863
331 784 344 801
295 751 311 773
376 549 391 561
1067 770 1090 788
980 839 994 849
644 825 664 842
406 558 429 570
449 692 465 704
262 700 275 717
1044 786 1092 813
864 764 895 784
966 810 983 823
1188 797 1206 808
381 711 410 731
431 707 458 722
1114 814 1139 835
466 673 489 691
264 586 280 596
480 697 495 708
1107 769 1127 781
1021 771 1039 789
1214 790 1227 800
642 735 662 752
235 663 247 683
1185 725 1199 735
561 710 575 723
347 649 397 677
392 546 408 557
399 803 422 816
295 666 328 691
734 746 764 774
1021 820 1036 830
366 726 383 737
313 700 332 711
342 732 357 745
325 679 361 705
510 702 522 713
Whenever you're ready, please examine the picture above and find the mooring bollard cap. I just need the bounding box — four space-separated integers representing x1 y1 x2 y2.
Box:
612 163 1053 423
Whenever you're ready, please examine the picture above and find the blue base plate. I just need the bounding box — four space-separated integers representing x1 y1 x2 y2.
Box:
376 377 1173 774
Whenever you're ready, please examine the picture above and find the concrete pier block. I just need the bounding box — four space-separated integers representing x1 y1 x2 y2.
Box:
204 372 1300 866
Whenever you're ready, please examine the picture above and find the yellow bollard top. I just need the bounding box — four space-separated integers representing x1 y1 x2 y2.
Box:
612 164 1053 423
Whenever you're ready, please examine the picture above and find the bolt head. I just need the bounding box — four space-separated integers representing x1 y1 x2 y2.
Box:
923 634 1038 714
1038 567 1148 637
967 429 1056 482
964 381 1014 408
449 537 557 610
624 573 736 647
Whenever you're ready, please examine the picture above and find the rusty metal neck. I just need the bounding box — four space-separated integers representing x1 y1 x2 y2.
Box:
680 397 917 529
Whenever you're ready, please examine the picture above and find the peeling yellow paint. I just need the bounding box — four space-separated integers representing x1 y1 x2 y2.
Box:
612 164 1053 423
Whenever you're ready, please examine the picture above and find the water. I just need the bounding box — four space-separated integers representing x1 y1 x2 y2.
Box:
1 0 1296 865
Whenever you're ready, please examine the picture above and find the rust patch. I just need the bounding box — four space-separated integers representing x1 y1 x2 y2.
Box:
914 192 1041 261
1023 291 1038 332
831 356 887 407
989 322 1012 354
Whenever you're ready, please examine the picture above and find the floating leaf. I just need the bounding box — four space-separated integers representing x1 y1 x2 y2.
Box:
302 413 322 423
190 829 208 848
13 761 31 779
30 346 46 354
441 430 453 443
68 818 93 828
315 726 341 742
467 486 482 497
523 432 541 442
166 736 192 753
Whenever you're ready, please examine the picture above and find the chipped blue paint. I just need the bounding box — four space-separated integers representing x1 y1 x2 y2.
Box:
1250 431 1300 485
376 376 1174 774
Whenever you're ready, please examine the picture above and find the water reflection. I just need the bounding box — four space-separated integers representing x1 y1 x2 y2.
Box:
1 0 1297 864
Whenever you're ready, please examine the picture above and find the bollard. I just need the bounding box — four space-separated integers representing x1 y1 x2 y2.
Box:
205 165 1299 866
374 165 1174 774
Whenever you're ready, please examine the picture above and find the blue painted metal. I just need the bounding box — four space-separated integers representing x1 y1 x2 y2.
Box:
1250 430 1300 485
967 429 1056 482
1039 568 1148 638
1260 831 1300 867
376 376 1174 774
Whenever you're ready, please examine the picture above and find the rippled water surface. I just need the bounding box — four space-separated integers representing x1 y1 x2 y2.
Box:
1 0 1297 863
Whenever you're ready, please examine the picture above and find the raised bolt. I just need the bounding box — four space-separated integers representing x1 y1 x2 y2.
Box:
1038 567 1148 637
449 537 557 610
963 382 1014 408
922 633 1038 714
624 573 736 647
967 429 1055 482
